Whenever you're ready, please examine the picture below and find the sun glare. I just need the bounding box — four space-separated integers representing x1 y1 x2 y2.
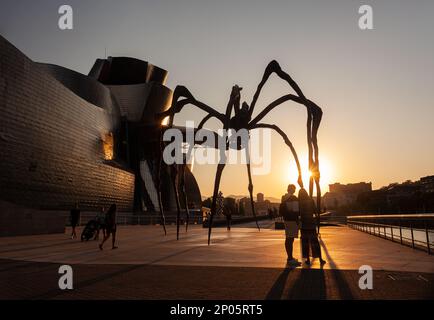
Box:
161 116 170 126
287 156 333 194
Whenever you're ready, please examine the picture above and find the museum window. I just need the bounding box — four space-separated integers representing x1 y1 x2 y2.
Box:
102 132 114 160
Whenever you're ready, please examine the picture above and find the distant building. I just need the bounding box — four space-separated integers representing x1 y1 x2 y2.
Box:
385 182 419 198
329 182 372 194
238 193 273 216
239 197 251 216
255 193 271 215
356 176 434 213
420 175 434 193
323 182 372 209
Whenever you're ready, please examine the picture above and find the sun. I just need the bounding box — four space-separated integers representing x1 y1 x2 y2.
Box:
287 155 333 194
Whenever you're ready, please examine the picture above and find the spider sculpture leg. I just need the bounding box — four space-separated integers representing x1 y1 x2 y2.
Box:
265 61 318 178
314 172 321 233
248 60 309 119
309 175 314 197
157 86 225 127
156 129 167 235
248 60 323 208
247 60 316 191
179 163 190 232
169 164 183 240
244 144 260 231
155 86 225 240
309 100 323 210
156 86 227 243
208 162 226 245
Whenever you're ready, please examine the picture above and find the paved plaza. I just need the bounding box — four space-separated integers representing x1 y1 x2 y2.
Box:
1 221 433 299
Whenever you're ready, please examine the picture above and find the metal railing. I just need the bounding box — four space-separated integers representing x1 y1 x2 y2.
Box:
347 214 434 254
67 210 203 227
274 214 347 226
320 214 347 225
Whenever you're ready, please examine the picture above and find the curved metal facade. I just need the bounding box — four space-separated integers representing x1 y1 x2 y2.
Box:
0 35 202 235
0 35 135 213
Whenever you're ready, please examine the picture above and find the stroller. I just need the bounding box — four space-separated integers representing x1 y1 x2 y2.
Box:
81 215 106 241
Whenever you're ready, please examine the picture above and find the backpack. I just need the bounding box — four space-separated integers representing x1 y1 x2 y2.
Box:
279 197 299 221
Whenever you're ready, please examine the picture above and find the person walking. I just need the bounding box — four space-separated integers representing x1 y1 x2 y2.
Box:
99 204 118 250
70 202 81 239
94 206 106 241
280 184 300 265
298 188 326 266
226 212 232 231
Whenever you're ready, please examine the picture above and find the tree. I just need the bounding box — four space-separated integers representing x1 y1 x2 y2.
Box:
202 197 212 208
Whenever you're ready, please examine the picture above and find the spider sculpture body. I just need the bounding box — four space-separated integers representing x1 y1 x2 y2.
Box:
156 60 323 244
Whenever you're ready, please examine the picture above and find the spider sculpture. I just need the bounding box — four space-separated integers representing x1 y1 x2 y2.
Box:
154 144 190 238
156 60 323 244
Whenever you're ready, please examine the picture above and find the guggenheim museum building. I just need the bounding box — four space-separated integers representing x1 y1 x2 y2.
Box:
0 35 201 236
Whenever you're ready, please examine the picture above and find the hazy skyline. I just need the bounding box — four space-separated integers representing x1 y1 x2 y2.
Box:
1 0 433 198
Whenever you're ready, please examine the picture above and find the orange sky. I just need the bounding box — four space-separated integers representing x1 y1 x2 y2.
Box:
2 1 433 199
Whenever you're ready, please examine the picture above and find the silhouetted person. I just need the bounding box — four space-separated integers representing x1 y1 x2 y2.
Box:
298 188 326 266
226 212 232 231
94 206 106 240
99 204 118 250
280 184 300 265
70 202 81 239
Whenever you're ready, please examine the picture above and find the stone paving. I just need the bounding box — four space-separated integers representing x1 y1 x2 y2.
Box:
0 222 433 299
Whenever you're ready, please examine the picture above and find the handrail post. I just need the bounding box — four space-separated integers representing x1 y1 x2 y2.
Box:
391 224 394 242
399 219 403 245
426 221 430 254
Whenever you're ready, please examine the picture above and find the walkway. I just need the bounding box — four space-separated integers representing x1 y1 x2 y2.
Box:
0 223 433 299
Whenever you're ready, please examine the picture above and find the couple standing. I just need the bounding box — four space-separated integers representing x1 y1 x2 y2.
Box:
280 184 326 266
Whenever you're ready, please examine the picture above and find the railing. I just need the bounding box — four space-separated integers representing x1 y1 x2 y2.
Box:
203 214 271 228
320 214 347 225
274 214 347 227
347 214 434 254
67 210 203 227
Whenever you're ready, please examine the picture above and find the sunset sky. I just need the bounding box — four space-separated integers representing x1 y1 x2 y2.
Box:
1 0 433 198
